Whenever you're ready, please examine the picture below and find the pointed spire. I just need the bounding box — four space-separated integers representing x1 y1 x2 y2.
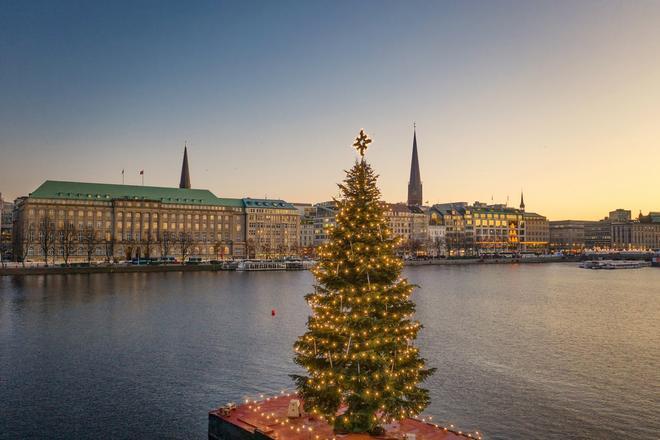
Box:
519 190 525 212
179 143 191 189
407 124 423 206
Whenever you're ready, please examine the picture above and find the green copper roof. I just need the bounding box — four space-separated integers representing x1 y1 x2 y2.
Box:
242 198 296 210
30 180 243 207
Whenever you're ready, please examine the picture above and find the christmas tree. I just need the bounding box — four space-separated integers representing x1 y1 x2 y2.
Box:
292 129 435 434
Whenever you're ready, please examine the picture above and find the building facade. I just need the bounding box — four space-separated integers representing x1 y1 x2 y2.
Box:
12 180 246 263
293 203 315 251
522 212 550 251
0 194 13 259
549 220 590 250
608 209 631 223
429 202 474 255
427 224 446 257
244 198 300 258
384 203 428 254
584 219 612 249
313 201 338 246
611 214 660 250
471 202 525 252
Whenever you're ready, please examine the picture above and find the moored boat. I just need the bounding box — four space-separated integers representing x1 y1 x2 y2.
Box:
580 259 651 270
651 252 660 267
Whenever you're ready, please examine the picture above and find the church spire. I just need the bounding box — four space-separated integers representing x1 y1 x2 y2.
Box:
407 124 423 206
179 144 191 189
520 190 525 212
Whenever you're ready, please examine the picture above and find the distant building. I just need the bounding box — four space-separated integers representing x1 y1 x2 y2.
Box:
471 202 526 252
523 212 550 251
549 220 589 250
608 209 631 223
243 198 300 258
429 202 474 255
313 201 337 246
300 219 315 250
551 209 660 251
11 150 252 263
427 197 548 254
584 219 612 249
1 194 14 258
384 203 428 255
611 212 660 250
12 180 246 263
427 224 447 257
293 203 315 251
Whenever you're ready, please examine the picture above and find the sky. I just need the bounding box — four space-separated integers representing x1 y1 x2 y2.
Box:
1 0 659 220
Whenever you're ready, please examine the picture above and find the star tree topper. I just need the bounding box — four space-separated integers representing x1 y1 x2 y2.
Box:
352 129 372 157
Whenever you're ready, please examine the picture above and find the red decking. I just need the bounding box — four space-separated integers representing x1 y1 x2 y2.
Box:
210 394 481 440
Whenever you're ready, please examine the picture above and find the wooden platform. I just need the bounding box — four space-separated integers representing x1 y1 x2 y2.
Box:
209 394 481 440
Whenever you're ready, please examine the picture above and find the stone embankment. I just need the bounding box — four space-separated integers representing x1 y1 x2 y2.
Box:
0 264 226 276
0 256 577 276
405 256 575 266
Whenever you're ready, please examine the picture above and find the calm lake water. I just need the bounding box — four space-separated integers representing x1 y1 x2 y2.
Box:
1 264 659 439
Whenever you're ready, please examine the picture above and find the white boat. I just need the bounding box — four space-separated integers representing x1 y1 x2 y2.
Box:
601 260 651 270
580 260 650 270
236 260 287 271
579 260 602 269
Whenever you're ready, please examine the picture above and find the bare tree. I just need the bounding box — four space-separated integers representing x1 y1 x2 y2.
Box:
160 231 173 258
81 227 97 264
177 231 193 263
214 240 224 260
15 222 33 267
433 236 445 257
58 222 77 265
38 216 56 265
408 238 423 257
142 230 154 259
289 243 300 258
103 234 115 263
0 241 7 268
246 238 256 259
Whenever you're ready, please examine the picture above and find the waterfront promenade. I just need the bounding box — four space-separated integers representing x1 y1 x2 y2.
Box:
0 256 578 276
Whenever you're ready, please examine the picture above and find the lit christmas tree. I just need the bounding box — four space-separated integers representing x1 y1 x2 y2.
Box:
292 129 435 434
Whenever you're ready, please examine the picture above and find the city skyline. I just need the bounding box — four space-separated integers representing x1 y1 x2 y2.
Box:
2 1 660 220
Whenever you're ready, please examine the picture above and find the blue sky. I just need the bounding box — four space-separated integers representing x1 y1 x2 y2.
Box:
1 1 659 219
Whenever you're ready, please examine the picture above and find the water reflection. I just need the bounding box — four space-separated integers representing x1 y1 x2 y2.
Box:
1 265 659 439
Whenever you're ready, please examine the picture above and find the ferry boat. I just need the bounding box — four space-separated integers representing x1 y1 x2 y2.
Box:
580 260 651 270
235 259 317 271
602 260 651 269
236 260 287 271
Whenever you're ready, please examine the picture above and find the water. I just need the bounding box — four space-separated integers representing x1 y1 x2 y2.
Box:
1 264 659 439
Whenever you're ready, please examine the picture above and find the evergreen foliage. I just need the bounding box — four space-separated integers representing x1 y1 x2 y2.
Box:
292 131 435 433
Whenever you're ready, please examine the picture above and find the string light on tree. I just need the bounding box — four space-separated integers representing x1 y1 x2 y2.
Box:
292 129 436 434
